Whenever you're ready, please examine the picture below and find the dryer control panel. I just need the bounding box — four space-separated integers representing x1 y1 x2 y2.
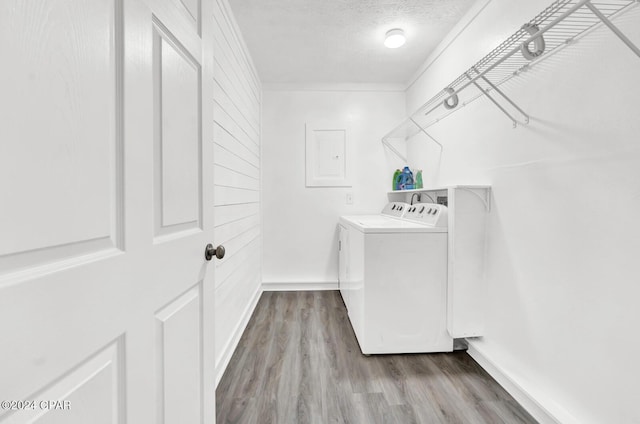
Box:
381 202 409 218
403 203 448 227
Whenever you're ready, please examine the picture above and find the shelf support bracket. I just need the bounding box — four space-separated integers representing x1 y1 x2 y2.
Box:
409 118 443 150
381 137 408 162
478 75 529 125
459 187 492 212
585 1 640 59
465 72 526 128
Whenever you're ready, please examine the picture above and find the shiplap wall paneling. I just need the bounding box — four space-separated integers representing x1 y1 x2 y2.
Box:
212 0 262 384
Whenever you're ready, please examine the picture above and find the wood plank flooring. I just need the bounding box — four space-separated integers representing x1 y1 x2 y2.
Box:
216 291 537 424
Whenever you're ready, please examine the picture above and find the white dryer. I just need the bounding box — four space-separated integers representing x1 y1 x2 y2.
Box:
338 202 452 354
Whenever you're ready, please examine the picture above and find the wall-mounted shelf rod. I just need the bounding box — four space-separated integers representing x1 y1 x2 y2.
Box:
410 118 443 150
477 74 530 125
380 0 639 157
585 1 640 58
427 0 591 120
428 0 639 121
382 138 407 162
466 72 524 128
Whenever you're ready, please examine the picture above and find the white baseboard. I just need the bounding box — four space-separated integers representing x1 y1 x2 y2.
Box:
215 285 263 388
467 339 575 424
262 281 339 291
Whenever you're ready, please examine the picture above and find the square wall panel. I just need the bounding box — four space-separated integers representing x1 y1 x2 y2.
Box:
305 123 351 187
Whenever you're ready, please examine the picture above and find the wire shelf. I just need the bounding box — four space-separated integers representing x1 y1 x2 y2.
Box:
382 0 640 150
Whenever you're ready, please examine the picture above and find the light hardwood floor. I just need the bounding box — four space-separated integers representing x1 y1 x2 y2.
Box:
216 291 537 424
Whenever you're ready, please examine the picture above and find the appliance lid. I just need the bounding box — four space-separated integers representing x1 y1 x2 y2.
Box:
339 215 447 233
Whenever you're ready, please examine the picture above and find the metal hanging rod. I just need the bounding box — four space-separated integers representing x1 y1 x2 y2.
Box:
381 0 640 160
585 1 640 56
424 0 639 123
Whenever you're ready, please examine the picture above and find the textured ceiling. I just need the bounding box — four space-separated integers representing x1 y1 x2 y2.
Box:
227 0 477 84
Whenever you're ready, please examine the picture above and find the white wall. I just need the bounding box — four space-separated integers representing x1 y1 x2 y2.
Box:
406 1 640 423
212 0 262 385
261 87 406 288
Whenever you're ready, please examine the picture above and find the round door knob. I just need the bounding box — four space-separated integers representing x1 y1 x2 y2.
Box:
205 244 225 261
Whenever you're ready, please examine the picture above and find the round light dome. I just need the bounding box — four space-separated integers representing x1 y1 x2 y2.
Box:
384 29 406 48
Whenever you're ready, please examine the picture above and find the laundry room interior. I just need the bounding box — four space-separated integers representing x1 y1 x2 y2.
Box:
248 0 640 422
1 0 639 423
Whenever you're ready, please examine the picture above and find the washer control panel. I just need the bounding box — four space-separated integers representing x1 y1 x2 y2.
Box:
403 203 448 227
381 202 409 218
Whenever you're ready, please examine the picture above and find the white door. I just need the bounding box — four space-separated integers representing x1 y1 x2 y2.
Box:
0 0 217 423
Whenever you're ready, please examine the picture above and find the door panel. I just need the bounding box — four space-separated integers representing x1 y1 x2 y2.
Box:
153 19 202 237
2 340 124 424
177 0 200 28
0 0 123 269
155 284 202 424
0 0 216 422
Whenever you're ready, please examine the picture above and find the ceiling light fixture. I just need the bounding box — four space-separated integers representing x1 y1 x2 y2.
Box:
384 28 406 48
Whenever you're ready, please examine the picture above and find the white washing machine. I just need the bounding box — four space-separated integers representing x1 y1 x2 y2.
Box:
338 202 453 354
